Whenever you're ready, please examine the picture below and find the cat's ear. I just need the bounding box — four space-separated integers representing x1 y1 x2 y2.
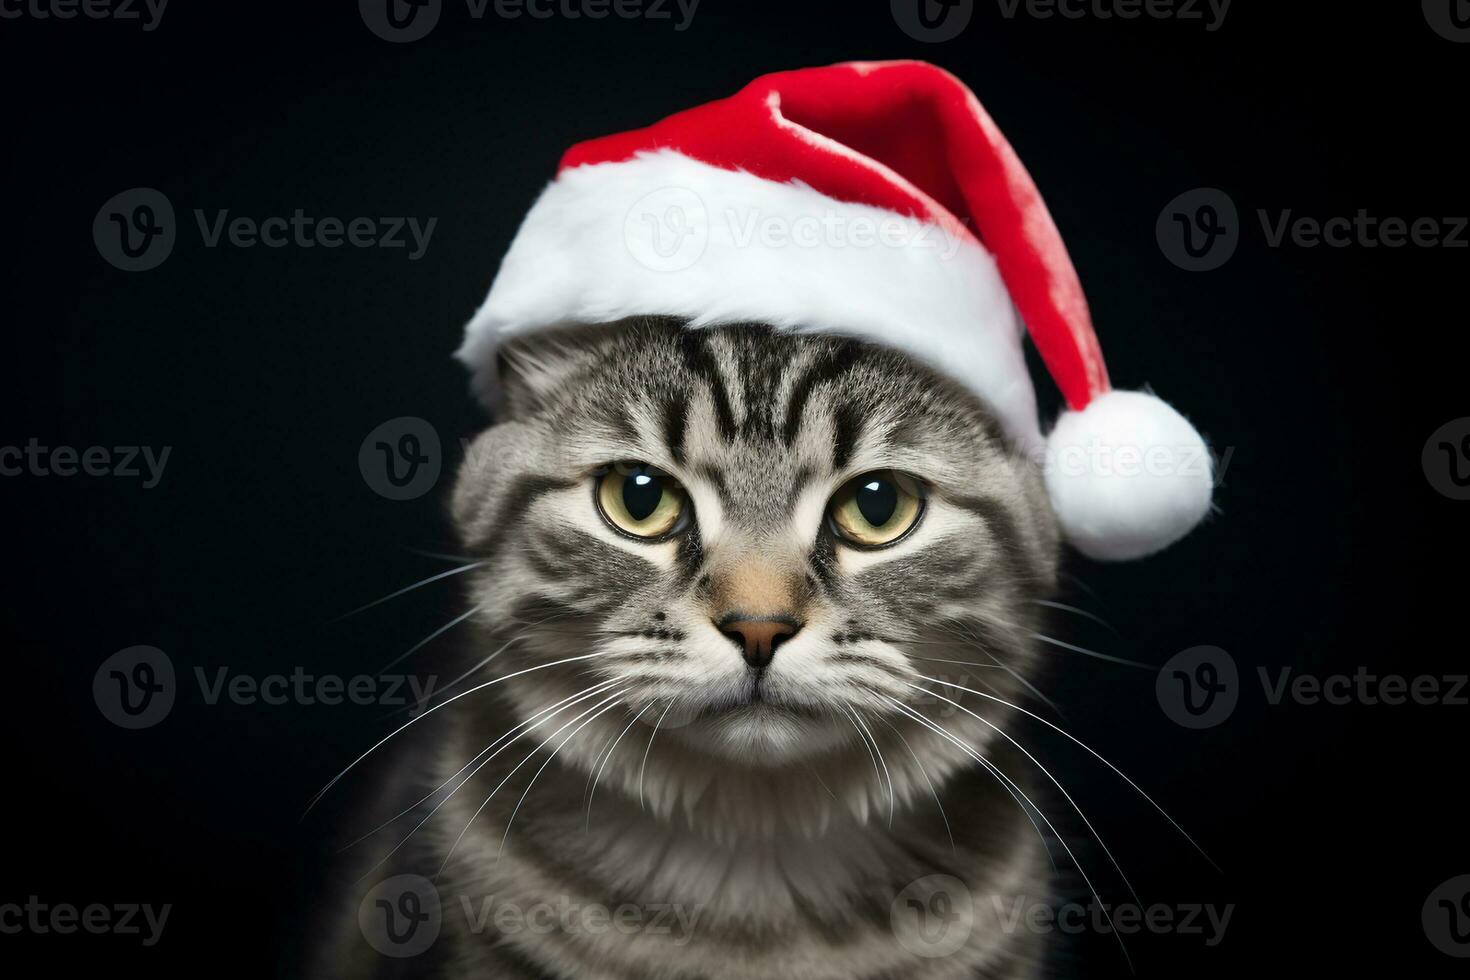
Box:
491 330 599 419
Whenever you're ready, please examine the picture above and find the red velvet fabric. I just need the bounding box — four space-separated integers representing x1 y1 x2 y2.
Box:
560 60 1111 410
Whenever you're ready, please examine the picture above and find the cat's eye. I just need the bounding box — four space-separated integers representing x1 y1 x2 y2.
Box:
595 462 688 540
827 470 925 548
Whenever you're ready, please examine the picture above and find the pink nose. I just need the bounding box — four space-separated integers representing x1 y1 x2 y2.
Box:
719 618 800 670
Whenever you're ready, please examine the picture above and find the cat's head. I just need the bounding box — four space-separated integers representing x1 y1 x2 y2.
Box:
451 317 1058 781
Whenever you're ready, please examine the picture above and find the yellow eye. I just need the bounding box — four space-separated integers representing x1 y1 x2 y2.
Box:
828 471 925 547
595 463 688 540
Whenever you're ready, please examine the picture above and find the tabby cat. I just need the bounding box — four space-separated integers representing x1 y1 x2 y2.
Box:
323 315 1068 979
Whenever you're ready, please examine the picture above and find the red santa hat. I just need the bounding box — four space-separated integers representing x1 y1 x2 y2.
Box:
459 60 1212 561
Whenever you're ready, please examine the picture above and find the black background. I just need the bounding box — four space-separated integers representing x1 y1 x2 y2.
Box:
2 1 1467 976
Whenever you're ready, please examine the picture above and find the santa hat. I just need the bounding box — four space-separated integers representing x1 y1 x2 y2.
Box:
458 60 1212 561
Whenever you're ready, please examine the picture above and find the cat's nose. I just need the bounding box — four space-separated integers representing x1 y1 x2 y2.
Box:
717 616 801 670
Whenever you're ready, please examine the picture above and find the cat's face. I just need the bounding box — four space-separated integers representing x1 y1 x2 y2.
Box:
452 319 1058 771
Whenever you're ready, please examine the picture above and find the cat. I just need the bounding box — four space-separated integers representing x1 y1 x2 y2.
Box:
320 315 1065 979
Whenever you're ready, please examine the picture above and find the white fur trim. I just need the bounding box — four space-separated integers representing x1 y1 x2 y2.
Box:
1043 390 1212 561
458 150 1041 450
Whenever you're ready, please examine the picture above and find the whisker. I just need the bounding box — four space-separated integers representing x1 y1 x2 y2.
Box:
879 694 1056 872
376 604 482 676
841 703 886 820
879 695 1130 968
899 679 1141 909
845 703 895 827
638 699 676 812
384 635 523 719
802 762 839 802
903 655 1007 668
496 694 628 864
436 688 628 879
585 701 656 832
1057 570 1103 602
342 678 619 848
408 548 480 563
907 622 1063 714
1032 599 1119 635
871 712 953 854
1029 632 1152 670
910 672 1217 871
303 650 613 817
334 562 484 621
350 679 622 880
396 608 577 714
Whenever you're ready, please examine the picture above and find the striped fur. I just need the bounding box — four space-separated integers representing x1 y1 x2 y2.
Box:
334 318 1062 978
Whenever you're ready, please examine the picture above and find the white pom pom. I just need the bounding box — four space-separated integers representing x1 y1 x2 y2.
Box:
1043 390 1213 561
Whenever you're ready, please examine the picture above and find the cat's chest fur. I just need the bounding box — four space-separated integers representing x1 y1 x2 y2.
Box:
422 725 1048 980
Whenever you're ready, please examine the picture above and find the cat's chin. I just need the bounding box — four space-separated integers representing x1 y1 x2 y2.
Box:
665 702 848 765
